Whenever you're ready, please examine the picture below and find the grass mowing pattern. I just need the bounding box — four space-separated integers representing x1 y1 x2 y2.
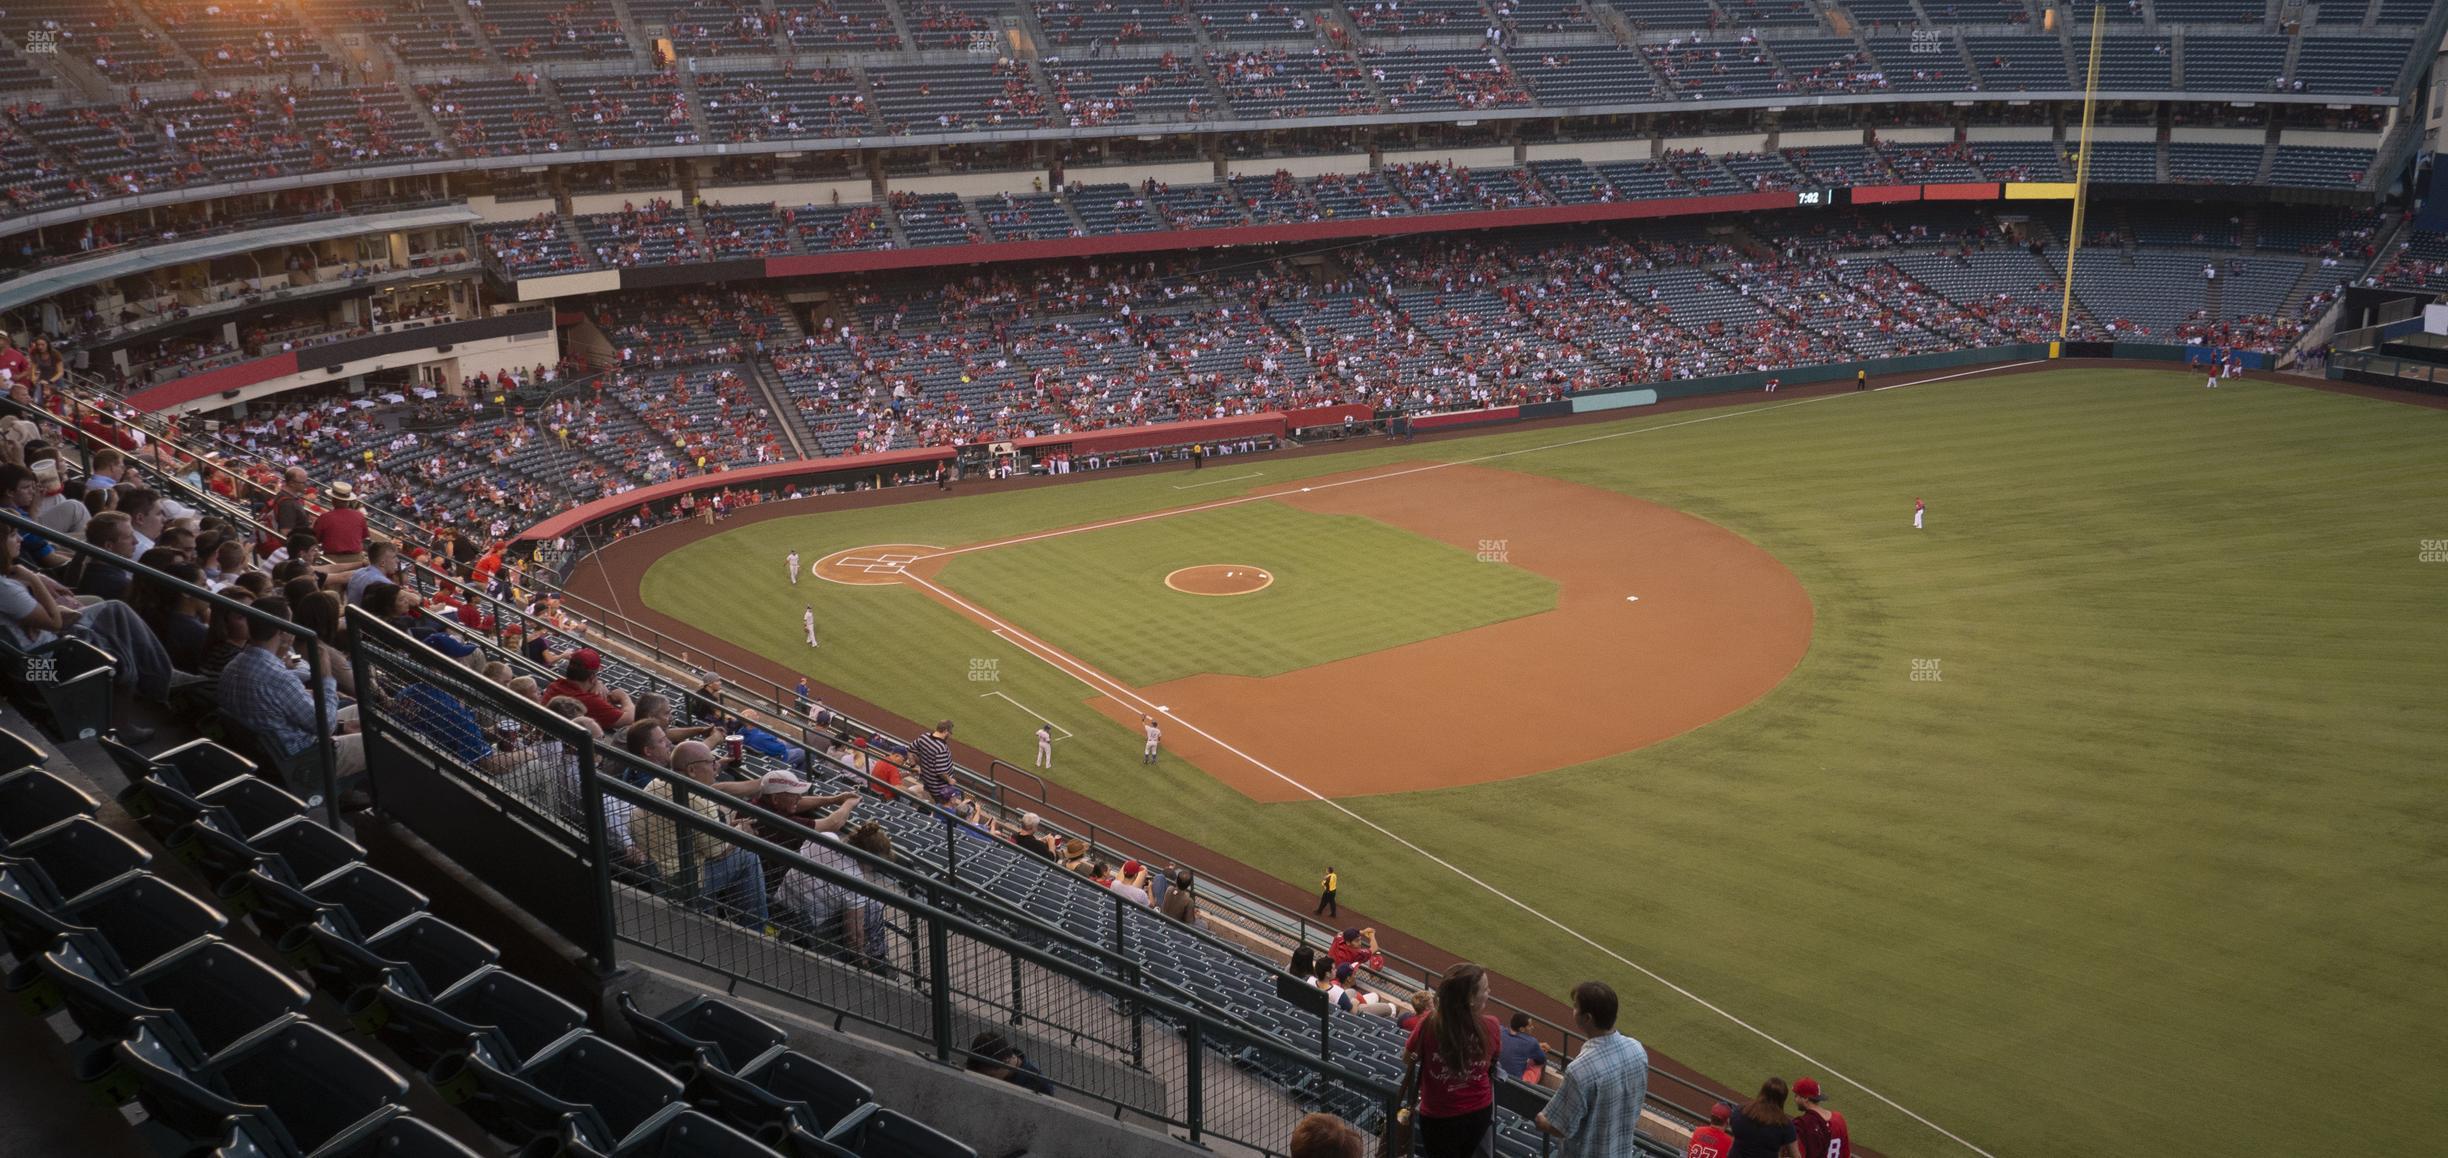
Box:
641 371 2448 1158
931 501 1558 685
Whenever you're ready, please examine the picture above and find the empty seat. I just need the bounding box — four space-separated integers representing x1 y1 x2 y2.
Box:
620 991 789 1074
743 1051 873 1133
111 1015 411 1154
359 968 589 1071
0 724 44 769
41 937 311 1055
369 913 503 995
215 1113 489 1158
1 872 229 974
611 1109 787 1158
821 1104 976 1158
0 767 101 842
0 814 150 903
451 1033 689 1151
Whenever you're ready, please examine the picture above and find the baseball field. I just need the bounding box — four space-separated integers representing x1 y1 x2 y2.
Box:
623 366 2448 1158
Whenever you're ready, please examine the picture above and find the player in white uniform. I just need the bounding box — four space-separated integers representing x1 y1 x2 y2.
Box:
1141 716 1161 765
1912 497 1925 530
803 606 819 648
1035 722 1053 769
787 549 801 584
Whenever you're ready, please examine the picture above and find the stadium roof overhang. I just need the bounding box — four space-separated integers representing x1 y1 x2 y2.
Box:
0 204 482 314
0 85 2400 241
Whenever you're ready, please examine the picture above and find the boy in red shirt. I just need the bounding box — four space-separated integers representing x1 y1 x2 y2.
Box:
1792 1078 1851 1158
1685 1103 1735 1158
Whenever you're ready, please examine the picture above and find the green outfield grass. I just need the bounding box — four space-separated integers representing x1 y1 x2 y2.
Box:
639 369 2448 1158
931 501 1556 685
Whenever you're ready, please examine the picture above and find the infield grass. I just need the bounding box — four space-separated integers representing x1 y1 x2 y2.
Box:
639 369 2448 1158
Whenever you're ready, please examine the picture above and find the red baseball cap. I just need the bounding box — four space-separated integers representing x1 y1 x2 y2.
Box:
1709 1103 1732 1124
568 647 602 675
1793 1078 1824 1101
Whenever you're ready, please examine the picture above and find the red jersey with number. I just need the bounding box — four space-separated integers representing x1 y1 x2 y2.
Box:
1685 1124 1735 1158
1794 1108 1851 1158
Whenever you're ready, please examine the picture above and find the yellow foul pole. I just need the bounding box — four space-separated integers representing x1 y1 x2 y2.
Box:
2059 6 2107 339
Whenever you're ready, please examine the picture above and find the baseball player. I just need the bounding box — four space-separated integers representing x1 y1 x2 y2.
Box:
1912 497 1925 530
1141 716 1161 765
787 549 801 585
1035 722 1053 769
802 606 819 648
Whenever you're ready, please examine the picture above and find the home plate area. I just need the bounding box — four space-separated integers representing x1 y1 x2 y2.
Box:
815 544 941 585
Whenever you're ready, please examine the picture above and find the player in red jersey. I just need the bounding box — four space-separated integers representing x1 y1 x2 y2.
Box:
1791 1078 1851 1158
1686 1102 1735 1158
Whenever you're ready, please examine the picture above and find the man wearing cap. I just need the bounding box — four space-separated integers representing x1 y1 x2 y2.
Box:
313 482 369 565
1536 981 1648 1158
543 648 635 732
1791 1079 1849 1158
1109 860 1152 906
1685 1104 1735 1158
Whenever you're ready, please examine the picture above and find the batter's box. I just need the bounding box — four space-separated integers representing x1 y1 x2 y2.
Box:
815 543 944 586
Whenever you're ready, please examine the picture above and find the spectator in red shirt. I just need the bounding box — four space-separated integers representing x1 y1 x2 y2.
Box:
1687 1103 1736 1158
1403 962 1501 1158
1791 1079 1849 1158
0 334 30 387
312 481 370 563
1328 926 1384 972
542 648 635 733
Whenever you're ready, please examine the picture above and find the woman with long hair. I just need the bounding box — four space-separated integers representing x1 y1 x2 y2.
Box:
1402 962 1502 1158
1728 1076 1800 1158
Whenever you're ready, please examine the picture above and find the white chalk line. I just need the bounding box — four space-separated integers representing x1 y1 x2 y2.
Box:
1171 470 1265 490
913 363 2039 1156
918 361 2043 565
976 686 1075 740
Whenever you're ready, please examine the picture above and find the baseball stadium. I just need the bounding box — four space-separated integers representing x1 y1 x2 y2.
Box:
0 1 2442 1157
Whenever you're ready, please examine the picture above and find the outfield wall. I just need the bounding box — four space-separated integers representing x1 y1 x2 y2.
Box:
519 344 2224 544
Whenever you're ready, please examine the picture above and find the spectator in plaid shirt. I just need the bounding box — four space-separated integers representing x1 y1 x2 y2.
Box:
1537 981 1649 1158
215 595 367 785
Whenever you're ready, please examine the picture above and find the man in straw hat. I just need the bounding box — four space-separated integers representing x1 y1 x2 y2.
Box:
313 480 370 566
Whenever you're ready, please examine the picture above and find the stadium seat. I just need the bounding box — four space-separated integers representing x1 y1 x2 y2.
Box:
820 1104 976 1158
448 1032 689 1151
0 724 44 770
213 1114 490 1158
358 967 588 1072
109 1014 411 1154
741 1050 874 1132
619 991 790 1075
0 767 102 842
0 871 228 975
1 636 118 742
39 937 311 1055
0 814 151 903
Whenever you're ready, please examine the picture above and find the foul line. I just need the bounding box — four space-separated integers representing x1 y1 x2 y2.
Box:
918 361 2043 565
1171 470 1265 490
909 362 2036 1157
977 687 1074 740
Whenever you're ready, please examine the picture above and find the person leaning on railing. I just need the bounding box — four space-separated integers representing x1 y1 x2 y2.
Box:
0 516 175 702
627 738 772 933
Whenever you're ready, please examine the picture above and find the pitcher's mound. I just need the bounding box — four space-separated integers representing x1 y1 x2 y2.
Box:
1166 565 1274 596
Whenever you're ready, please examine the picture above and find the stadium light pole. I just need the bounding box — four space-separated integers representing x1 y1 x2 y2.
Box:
2060 5 2108 340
